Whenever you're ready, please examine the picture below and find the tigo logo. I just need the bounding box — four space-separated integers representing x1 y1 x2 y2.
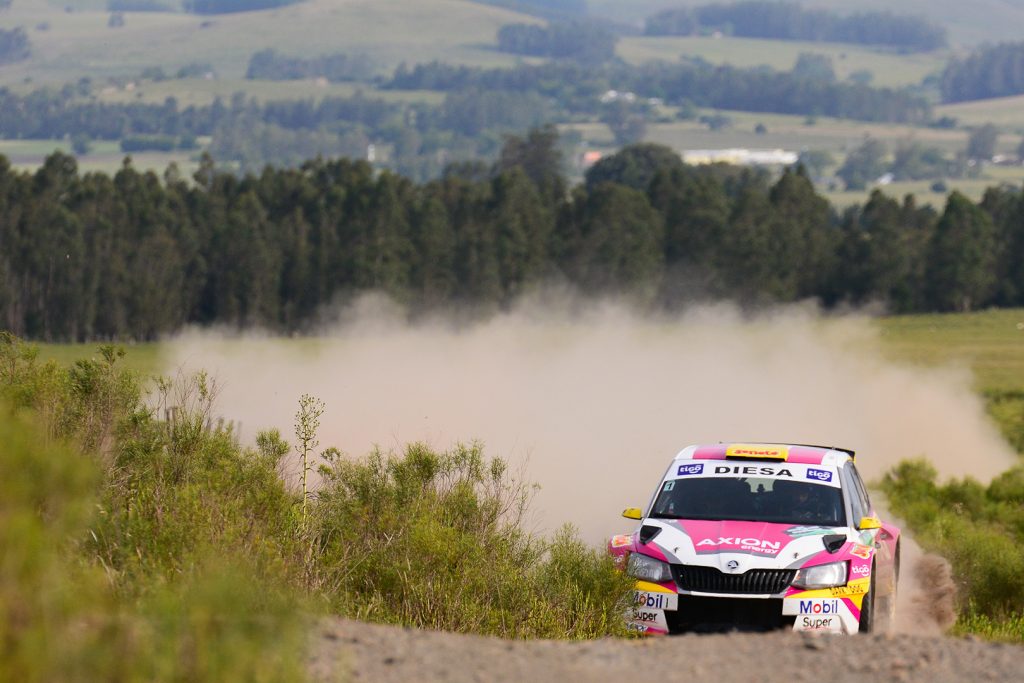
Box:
806 468 833 483
677 463 704 476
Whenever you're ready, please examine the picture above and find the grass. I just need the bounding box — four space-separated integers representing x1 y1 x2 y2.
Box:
937 95 1024 132
617 35 946 89
35 340 167 376
91 77 446 107
587 0 1024 46
0 0 537 87
876 308 1024 393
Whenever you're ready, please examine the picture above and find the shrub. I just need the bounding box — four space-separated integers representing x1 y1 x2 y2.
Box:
311 442 632 637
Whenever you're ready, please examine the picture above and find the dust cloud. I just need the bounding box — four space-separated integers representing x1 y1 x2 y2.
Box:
166 296 1016 545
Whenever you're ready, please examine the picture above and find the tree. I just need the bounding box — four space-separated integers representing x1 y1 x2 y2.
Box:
585 143 685 192
926 192 997 311
495 125 566 206
966 124 999 162
793 53 836 83
837 138 887 190
563 183 664 294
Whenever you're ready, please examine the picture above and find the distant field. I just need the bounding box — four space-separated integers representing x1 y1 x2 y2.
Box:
878 308 1024 393
566 111 976 157
617 35 945 89
32 308 1024 395
937 95 1024 132
0 0 536 86
35 341 166 377
88 78 446 107
588 0 1024 46
0 139 201 176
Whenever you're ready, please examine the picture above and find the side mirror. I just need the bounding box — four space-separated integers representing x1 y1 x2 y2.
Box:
622 507 643 520
858 516 882 530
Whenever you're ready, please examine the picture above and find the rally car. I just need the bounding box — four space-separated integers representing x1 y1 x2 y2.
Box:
609 443 900 635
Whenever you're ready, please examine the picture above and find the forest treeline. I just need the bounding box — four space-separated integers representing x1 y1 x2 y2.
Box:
385 60 932 123
2 133 1021 342
644 2 948 52
245 48 375 82
940 41 1024 102
183 0 301 13
0 55 931 177
496 22 617 63
0 27 30 65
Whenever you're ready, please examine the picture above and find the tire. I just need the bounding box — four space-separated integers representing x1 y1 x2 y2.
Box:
858 565 876 634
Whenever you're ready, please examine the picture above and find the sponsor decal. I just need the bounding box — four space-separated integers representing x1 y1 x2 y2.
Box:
631 609 661 623
713 465 793 477
633 591 678 611
806 468 833 483
850 564 870 577
611 534 632 548
829 584 867 597
626 622 650 633
798 615 836 631
799 599 841 615
725 444 789 460
785 526 835 538
676 463 704 477
696 537 782 554
850 544 872 560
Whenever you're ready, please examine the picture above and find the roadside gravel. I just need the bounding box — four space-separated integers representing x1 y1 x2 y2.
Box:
310 618 1024 683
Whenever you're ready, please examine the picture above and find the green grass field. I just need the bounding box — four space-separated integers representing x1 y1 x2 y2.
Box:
33 308 1024 393
937 95 1024 132
587 0 1024 46
878 308 1024 392
617 35 946 89
0 0 537 87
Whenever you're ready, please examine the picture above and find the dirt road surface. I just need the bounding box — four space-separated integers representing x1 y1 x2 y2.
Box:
309 618 1024 683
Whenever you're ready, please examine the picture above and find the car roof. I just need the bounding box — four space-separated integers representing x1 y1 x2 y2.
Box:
673 443 855 468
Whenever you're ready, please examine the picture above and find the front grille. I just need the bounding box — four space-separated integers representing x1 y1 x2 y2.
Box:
665 595 793 633
672 565 795 595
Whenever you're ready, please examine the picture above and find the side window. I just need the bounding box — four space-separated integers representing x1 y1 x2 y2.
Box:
842 463 866 523
847 462 872 519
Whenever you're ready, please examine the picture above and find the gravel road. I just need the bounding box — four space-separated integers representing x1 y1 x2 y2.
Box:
309 618 1024 683
307 547 1017 682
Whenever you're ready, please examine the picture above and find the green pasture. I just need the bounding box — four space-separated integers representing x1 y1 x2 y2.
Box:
587 0 1024 46
617 35 945 89
937 95 1024 132
567 113 977 159
878 308 1024 393
0 0 536 87
824 168 1024 211
34 308 1024 394
0 139 202 177
90 78 445 107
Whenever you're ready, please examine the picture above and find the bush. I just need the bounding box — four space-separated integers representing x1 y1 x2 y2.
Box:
0 331 633 678
881 458 1024 623
311 441 633 637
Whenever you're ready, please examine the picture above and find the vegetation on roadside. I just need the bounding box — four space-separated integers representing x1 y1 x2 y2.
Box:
0 333 632 678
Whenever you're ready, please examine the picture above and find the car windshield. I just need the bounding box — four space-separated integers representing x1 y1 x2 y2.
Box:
649 476 845 527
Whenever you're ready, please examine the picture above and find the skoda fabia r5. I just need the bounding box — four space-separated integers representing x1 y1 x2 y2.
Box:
609 443 900 635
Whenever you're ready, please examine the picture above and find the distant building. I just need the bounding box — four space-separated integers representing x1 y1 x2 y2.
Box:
581 150 603 168
681 148 798 166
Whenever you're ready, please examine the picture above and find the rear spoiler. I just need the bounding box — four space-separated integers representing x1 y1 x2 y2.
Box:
723 442 856 460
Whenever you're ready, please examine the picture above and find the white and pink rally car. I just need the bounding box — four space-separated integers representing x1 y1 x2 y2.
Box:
609 443 900 635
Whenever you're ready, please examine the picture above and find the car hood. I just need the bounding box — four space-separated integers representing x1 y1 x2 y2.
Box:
639 518 851 571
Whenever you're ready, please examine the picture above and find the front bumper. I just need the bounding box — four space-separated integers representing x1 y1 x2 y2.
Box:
628 579 868 635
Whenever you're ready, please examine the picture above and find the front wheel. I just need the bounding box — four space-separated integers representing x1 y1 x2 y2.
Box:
858 566 876 634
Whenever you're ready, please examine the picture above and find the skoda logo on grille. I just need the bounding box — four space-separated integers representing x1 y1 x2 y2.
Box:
726 560 740 571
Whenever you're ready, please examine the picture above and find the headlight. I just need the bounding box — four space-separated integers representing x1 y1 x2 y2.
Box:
792 561 848 589
626 553 673 583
